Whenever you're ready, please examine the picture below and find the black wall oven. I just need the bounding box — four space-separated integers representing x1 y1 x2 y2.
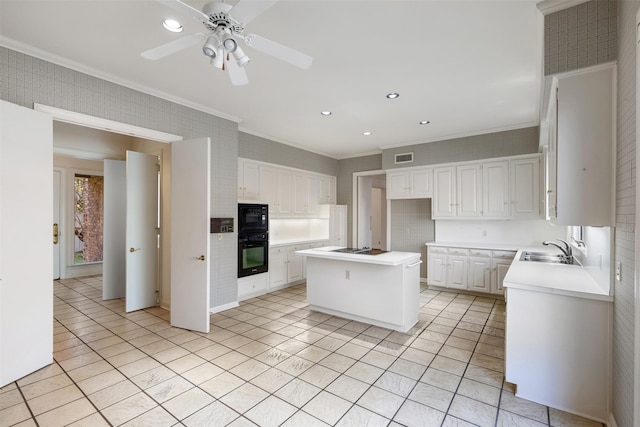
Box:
238 203 268 234
238 232 268 278
238 203 269 278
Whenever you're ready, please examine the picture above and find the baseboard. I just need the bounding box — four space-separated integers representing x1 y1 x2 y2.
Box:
210 301 239 314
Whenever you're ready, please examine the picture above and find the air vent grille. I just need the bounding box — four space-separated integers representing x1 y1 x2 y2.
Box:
394 152 414 164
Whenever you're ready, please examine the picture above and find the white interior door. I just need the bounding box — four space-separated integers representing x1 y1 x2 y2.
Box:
53 170 61 280
170 138 210 333
103 160 126 300
0 100 53 386
125 151 159 312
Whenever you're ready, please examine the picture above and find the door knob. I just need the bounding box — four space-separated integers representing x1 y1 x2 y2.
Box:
53 223 59 244
129 247 140 253
196 255 205 261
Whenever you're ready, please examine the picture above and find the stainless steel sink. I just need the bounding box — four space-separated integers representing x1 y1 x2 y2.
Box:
519 251 577 265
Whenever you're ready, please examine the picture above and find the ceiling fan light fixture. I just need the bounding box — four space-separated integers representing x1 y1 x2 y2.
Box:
223 36 237 52
162 18 183 33
213 46 224 69
232 46 250 66
202 36 218 58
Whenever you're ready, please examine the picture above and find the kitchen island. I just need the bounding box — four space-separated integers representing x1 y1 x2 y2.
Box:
295 246 421 332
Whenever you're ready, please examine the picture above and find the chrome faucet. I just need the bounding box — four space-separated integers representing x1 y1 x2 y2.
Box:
542 239 572 257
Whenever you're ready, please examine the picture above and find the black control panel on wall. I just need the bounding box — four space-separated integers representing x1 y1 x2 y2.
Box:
211 218 234 233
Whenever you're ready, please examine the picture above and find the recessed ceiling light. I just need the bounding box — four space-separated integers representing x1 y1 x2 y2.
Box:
386 93 400 99
320 111 332 116
419 120 430 125
363 131 372 136
163 19 183 33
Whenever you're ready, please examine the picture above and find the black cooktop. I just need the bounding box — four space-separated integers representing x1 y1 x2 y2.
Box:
331 248 388 255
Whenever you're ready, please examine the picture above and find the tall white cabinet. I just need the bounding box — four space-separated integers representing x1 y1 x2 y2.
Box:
1 101 53 386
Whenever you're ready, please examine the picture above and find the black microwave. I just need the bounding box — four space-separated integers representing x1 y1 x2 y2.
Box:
238 203 268 234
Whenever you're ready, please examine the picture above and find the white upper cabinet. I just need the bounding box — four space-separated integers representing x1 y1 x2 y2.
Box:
387 168 433 199
238 159 260 200
483 161 510 218
456 164 483 218
549 63 615 226
510 156 541 219
433 166 457 217
239 158 337 219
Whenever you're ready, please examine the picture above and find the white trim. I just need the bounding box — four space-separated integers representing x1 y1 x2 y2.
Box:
536 0 590 15
210 301 239 314
634 9 640 427
34 104 183 143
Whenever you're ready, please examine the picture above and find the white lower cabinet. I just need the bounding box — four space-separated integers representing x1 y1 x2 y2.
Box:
268 241 328 293
237 273 268 301
427 245 515 295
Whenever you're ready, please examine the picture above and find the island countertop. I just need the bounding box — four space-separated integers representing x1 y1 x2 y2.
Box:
295 246 421 266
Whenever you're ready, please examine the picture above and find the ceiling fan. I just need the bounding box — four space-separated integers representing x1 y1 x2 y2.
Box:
141 0 313 85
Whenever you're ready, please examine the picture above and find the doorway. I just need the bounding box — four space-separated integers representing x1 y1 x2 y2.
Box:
353 171 388 250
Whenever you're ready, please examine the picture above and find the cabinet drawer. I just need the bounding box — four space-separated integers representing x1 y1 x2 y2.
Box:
447 248 469 257
492 250 516 260
469 249 492 258
429 247 447 255
238 276 267 296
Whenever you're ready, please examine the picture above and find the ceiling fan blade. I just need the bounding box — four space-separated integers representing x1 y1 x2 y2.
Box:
230 0 280 25
226 58 249 86
141 33 205 60
155 0 209 23
243 33 313 69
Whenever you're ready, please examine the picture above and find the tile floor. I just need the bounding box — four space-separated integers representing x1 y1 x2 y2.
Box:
1 276 604 427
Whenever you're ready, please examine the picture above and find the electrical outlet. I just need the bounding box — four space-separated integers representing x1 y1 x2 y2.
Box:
345 270 350 280
615 261 622 281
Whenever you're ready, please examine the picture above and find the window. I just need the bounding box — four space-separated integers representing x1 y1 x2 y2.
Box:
74 174 104 263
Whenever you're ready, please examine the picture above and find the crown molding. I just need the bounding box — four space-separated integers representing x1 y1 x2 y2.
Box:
537 0 591 15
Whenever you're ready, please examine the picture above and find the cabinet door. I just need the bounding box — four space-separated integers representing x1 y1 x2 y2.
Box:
387 171 410 199
292 172 306 216
428 252 447 286
483 161 510 218
305 174 320 216
259 166 278 216
457 164 482 218
287 249 304 282
510 157 540 219
447 255 468 290
276 169 292 216
320 176 336 204
433 167 456 217
411 168 433 198
239 160 260 200
469 258 491 292
491 260 512 295
269 249 288 289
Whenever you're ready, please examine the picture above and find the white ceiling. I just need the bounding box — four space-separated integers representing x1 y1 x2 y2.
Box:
0 0 543 159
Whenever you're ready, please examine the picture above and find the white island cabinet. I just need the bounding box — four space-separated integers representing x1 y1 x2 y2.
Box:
296 247 421 332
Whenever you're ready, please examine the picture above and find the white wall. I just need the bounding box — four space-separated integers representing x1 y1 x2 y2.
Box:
435 219 566 245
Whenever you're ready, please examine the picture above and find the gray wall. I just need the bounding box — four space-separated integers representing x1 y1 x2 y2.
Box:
390 199 435 279
545 1 617 75
239 132 339 176
546 1 632 426
382 126 539 170
614 2 637 427
0 46 239 309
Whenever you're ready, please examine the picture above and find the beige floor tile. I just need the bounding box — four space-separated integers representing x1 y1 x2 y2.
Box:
77 369 126 394
230 359 271 381
344 361 384 384
88 380 140 410
101 392 157 426
393 400 446 427
497 409 548 427
358 386 405 419
131 366 176 390
146 376 194 403
21 374 73 400
299 364 340 388
388 358 428 380
67 360 113 382
374 371 417 398
361 350 396 369
302 391 351 425
0 402 32 427
106 349 147 368
463 364 504 388
296 346 331 363
0 389 24 410
250 368 294 394
180 361 224 385
183 401 240 427
274 378 321 408
57 351 103 372
220 383 269 414
119 356 161 377
35 398 96 427
408 382 455 412
152 345 190 364
67 412 111 426
448 394 498 427
28 384 83 415
457 378 501 406
245 395 297 427
199 372 245 398
16 364 64 387
548 408 603 427
335 405 389 427
420 367 462 392
212 350 250 370
281 410 330 427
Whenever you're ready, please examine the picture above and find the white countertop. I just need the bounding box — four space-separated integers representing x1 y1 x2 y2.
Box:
504 249 612 302
270 239 329 248
296 246 421 266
